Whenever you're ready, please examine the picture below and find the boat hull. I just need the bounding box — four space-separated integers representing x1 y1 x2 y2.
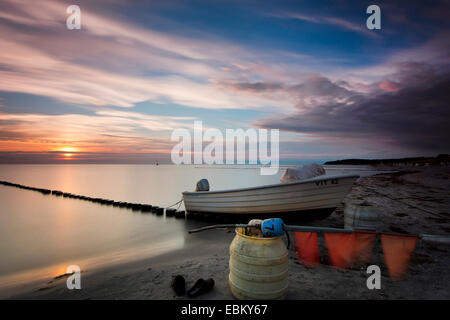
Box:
182 174 359 218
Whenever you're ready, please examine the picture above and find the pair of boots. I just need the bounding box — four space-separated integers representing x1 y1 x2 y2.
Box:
171 275 214 298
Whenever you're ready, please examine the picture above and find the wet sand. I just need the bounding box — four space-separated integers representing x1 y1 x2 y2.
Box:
10 166 450 299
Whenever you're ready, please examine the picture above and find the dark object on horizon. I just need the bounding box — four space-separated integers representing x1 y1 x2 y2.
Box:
171 275 185 296
187 278 215 298
156 207 164 215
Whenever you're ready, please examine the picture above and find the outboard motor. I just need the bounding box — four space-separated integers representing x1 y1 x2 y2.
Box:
195 179 210 192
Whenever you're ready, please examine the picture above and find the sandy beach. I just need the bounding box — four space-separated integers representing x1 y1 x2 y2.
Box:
10 166 450 300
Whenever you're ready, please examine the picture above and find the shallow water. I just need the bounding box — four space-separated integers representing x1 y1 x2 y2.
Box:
0 164 382 296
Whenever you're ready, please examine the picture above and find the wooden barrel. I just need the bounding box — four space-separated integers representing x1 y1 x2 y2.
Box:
229 228 288 300
344 201 380 231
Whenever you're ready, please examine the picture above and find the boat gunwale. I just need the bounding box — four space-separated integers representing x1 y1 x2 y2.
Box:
184 194 346 207
183 183 354 201
182 174 359 196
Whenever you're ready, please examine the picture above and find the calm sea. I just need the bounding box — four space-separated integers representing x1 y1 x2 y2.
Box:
0 164 379 296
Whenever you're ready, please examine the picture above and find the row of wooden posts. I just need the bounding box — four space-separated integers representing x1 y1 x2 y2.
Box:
0 180 267 223
0 180 188 218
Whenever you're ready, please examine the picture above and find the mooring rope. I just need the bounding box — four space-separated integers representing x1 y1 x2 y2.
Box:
166 198 183 209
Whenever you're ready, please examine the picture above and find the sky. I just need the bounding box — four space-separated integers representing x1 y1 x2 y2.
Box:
0 0 449 164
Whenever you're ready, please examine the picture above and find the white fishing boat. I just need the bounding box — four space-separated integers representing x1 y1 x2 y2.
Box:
182 174 359 219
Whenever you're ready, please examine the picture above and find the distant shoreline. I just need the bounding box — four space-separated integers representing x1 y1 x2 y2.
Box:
324 154 449 166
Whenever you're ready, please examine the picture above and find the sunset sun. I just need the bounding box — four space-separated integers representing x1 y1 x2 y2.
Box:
59 147 79 153
58 147 79 159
